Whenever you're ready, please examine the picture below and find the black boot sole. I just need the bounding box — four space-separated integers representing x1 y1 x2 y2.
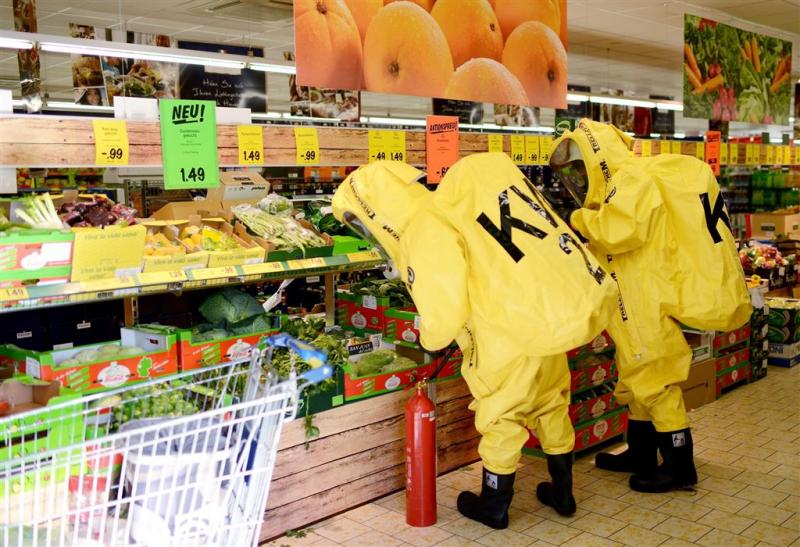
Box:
456 491 509 529
535 482 576 517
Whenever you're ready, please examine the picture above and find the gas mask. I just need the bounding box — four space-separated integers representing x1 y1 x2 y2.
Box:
341 210 396 275
550 139 590 207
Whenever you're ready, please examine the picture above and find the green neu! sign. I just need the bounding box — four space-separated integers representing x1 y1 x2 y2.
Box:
159 99 220 190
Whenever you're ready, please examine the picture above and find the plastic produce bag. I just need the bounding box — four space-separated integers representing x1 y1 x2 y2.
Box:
257 193 293 216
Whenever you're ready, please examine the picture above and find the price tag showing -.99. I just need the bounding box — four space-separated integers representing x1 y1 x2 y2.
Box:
510 135 525 165
524 135 539 165
92 120 129 165
237 125 264 165
294 127 320 165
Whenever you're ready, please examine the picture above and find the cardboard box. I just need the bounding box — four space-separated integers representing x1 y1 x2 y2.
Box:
150 200 224 221
336 289 392 333
750 212 800 239
343 341 430 401
712 326 751 355
567 331 615 365
525 407 628 455
0 229 73 285
768 339 800 367
141 220 209 273
713 346 750 374
0 328 178 393
207 171 270 217
174 326 279 371
70 224 146 281
180 217 265 268
569 386 618 424
232 220 333 262
571 357 617 393
750 358 769 381
680 358 716 411
683 329 714 364
384 307 420 347
298 366 345 416
332 235 373 255
716 361 750 395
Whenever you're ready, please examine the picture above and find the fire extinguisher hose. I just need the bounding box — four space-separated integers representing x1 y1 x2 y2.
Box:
428 345 459 381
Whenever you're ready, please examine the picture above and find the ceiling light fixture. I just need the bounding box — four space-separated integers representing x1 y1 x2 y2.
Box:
589 95 654 109
248 62 296 75
655 101 684 112
566 93 589 102
368 116 427 127
45 101 114 113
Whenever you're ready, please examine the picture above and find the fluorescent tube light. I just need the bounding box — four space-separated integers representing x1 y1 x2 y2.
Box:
673 132 686 139
251 112 282 120
0 33 33 50
590 95 654 109
45 101 114 113
566 93 589 102
655 101 684 111
248 62 295 75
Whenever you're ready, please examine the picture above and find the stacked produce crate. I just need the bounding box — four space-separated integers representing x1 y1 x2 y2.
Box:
712 326 751 395
766 297 800 368
523 331 628 457
749 283 770 381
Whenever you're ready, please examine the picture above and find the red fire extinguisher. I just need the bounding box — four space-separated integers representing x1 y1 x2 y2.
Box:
405 379 437 527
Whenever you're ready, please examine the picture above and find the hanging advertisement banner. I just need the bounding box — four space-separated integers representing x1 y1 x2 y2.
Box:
159 100 220 190
294 0 568 108
13 0 42 112
683 14 792 124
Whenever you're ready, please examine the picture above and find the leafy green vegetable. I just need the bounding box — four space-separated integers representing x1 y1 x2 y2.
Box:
348 278 413 308
198 288 264 325
349 349 420 378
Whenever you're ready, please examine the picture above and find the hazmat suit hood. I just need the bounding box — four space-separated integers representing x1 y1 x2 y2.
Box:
550 119 634 208
332 161 428 262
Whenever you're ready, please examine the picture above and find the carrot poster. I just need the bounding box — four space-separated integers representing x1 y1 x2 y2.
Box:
683 14 792 124
294 0 568 108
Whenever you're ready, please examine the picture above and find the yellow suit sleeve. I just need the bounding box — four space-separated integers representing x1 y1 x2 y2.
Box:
399 210 469 352
571 167 662 255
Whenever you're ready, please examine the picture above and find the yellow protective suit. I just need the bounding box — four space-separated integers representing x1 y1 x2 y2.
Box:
552 120 751 432
333 156 618 474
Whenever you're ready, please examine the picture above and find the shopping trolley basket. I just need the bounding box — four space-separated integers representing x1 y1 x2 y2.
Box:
0 333 332 547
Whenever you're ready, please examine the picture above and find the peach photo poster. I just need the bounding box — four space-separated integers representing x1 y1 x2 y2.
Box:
294 0 568 109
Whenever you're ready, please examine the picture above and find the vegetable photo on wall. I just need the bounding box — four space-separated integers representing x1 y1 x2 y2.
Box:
683 14 792 125
294 0 568 108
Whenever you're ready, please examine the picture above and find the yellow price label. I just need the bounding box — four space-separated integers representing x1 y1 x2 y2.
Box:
671 141 682 155
785 145 793 165
510 135 525 165
524 135 539 165
746 144 756 165
368 130 406 162
720 143 728 165
730 143 739 164
766 146 775 165
539 136 551 165
82 276 135 293
92 120 129 165
190 266 239 281
241 262 285 276
640 140 652 157
695 142 705 161
0 286 29 302
348 250 384 263
775 146 784 165
294 127 320 165
137 270 187 286
487 134 504 153
237 125 264 165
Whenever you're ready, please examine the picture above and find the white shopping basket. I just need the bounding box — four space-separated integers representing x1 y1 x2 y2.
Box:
0 334 333 547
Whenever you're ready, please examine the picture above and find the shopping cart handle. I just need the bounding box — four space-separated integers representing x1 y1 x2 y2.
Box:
264 333 328 368
299 364 334 385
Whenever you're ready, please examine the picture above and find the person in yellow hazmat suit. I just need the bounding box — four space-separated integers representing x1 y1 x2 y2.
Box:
332 155 618 528
549 119 751 493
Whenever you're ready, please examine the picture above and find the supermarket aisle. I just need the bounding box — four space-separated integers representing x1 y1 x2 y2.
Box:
270 366 800 547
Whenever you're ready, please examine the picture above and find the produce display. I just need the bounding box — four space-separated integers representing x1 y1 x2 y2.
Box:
347 278 413 308
258 193 293 216
233 204 327 252
192 288 272 340
14 193 64 230
739 243 793 270
58 343 145 367
58 194 137 227
180 225 239 252
348 348 418 378
144 230 185 257
303 200 347 236
109 384 202 425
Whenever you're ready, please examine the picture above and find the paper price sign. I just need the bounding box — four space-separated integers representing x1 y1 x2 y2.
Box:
92 120 129 165
775 146 784 165
160 100 219 190
294 127 320 165
510 135 525 165
766 146 775 165
640 140 652 157
671 141 682 155
237 125 264 165
425 115 459 183
720 143 728 165
730 143 739 164
785 146 793 165
369 130 406 162
539 136 551 165
0 286 28 302
487 134 503 153
524 136 539 164
695 142 705 161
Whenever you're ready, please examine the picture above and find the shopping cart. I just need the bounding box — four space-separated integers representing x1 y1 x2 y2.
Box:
0 333 332 547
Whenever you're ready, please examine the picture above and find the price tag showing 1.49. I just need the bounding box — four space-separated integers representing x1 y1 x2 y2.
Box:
92 120 129 165
368 130 405 162
294 127 320 165
237 125 264 165
510 135 525 165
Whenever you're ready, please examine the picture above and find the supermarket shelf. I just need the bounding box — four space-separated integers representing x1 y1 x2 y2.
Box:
0 251 384 313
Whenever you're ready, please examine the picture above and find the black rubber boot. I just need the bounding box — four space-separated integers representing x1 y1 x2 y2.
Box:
595 420 658 474
630 428 698 493
457 468 515 529
536 453 577 516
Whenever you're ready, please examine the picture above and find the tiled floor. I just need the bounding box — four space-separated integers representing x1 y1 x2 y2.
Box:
271 366 800 546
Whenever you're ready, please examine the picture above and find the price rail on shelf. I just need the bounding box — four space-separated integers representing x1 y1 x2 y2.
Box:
0 251 384 313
